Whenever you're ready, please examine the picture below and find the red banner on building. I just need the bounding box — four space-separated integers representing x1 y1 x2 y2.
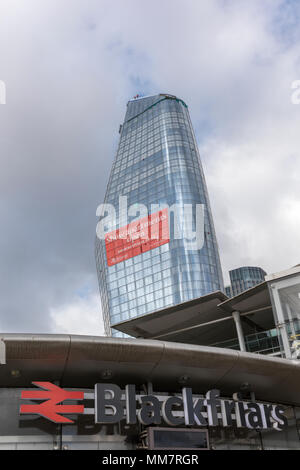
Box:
105 208 169 266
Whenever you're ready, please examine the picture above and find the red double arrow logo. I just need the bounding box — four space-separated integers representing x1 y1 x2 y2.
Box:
20 382 84 423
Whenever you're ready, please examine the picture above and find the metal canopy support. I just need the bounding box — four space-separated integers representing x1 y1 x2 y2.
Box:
268 282 294 360
0 338 6 365
232 311 246 352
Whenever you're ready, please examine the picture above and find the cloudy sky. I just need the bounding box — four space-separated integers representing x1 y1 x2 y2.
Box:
0 0 299 336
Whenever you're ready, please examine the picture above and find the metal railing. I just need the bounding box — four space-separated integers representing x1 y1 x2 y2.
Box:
211 329 281 356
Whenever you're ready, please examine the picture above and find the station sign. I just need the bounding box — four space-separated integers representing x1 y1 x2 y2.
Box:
19 382 287 431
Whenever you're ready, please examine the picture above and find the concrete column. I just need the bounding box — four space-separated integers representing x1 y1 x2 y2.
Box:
232 311 246 352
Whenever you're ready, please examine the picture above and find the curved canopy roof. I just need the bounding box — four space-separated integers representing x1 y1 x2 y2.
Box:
1 333 300 406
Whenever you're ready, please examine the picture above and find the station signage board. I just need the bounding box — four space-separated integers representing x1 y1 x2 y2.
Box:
19 382 287 431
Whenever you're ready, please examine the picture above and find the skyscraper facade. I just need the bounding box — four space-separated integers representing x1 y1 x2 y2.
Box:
225 266 267 298
95 94 224 336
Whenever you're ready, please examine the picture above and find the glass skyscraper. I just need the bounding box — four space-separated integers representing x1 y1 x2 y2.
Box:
95 94 224 336
225 266 267 298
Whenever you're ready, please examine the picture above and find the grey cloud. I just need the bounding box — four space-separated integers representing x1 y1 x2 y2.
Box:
0 0 299 332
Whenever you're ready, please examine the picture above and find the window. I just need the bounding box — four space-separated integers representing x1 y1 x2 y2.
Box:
148 428 209 450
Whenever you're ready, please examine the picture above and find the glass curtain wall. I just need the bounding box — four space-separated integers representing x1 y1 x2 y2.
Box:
95 94 224 336
268 272 300 358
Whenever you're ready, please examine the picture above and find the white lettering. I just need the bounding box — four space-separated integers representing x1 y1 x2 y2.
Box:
0 80 6 104
291 80 300 104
